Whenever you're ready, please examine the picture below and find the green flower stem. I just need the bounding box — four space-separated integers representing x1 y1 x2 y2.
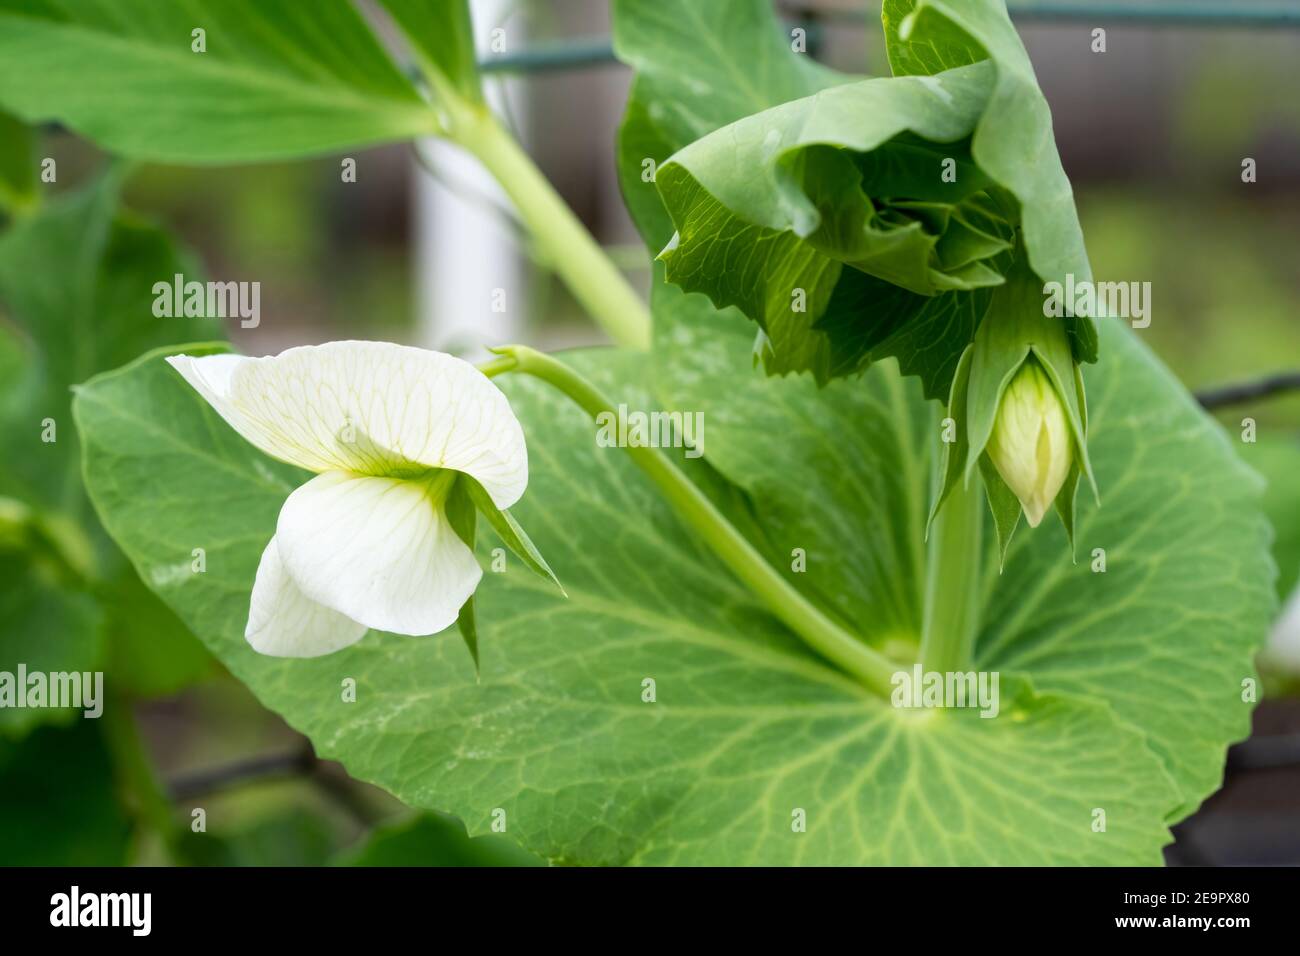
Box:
920 469 984 674
444 104 652 351
475 354 518 378
492 345 898 698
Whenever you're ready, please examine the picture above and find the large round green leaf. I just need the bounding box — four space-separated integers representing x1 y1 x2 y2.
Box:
73 314 1271 864
654 290 1274 828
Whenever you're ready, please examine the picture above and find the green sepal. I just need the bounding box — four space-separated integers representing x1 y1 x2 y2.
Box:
445 476 480 673
455 593 478 678
927 341 974 536
1030 339 1097 505
1052 361 1091 556
1054 461 1082 562
978 453 1022 569
445 476 477 547
462 477 565 596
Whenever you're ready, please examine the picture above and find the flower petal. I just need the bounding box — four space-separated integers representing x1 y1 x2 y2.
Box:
246 536 369 657
167 341 527 507
275 470 481 636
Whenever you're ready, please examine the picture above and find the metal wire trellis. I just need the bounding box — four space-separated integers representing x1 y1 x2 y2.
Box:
477 2 1300 74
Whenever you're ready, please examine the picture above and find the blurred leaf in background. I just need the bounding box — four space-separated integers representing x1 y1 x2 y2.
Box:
1081 195 1300 431
337 813 544 867
1242 438 1300 602
0 168 214 517
104 568 215 698
0 547 103 735
0 0 436 163
0 720 131 865
0 109 36 214
0 163 220 740
179 809 339 867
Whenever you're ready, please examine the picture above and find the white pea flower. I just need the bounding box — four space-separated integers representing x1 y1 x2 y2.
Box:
986 357 1074 528
166 341 534 659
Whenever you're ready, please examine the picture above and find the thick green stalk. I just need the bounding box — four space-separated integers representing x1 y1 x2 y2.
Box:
443 103 652 350
920 470 984 673
491 345 897 698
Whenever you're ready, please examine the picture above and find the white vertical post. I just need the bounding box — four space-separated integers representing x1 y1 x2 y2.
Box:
414 0 525 357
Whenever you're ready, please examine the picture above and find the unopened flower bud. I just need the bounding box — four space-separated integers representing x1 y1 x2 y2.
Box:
987 358 1073 528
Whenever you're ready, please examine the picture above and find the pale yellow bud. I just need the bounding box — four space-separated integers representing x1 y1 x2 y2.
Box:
987 358 1073 527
